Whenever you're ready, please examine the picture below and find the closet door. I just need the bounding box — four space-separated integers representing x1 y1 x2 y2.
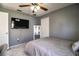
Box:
40 17 49 38
0 11 9 49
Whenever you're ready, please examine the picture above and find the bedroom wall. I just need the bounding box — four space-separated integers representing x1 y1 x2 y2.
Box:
0 6 40 46
40 4 79 40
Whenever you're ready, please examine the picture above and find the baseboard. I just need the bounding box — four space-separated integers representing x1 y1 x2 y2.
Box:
9 43 25 49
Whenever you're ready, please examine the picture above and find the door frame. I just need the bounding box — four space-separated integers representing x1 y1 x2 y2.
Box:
0 11 9 49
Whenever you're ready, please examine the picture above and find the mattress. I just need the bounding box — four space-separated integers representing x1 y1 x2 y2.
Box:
25 37 74 56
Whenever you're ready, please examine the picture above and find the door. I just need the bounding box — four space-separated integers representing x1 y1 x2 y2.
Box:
40 17 49 38
0 11 9 49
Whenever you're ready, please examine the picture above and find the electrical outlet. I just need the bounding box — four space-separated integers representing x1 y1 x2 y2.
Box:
17 38 19 41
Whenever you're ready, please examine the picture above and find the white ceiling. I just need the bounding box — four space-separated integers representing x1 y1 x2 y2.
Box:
1 3 73 17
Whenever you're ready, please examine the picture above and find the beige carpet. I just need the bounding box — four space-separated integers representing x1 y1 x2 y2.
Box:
6 43 28 56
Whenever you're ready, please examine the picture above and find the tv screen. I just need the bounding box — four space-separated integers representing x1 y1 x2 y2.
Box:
11 17 29 29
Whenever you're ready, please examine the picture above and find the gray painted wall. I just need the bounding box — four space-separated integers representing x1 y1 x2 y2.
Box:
0 6 40 46
40 4 79 40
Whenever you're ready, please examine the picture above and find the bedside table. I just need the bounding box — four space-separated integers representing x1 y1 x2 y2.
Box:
75 49 79 56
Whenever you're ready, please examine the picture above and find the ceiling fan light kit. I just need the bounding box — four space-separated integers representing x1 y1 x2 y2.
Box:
31 5 40 10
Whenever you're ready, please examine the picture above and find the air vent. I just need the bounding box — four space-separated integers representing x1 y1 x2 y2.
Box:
17 9 22 12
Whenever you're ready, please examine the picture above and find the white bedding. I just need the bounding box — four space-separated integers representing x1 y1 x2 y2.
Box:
25 37 74 56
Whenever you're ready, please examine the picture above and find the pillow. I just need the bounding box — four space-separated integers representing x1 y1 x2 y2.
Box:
72 41 79 52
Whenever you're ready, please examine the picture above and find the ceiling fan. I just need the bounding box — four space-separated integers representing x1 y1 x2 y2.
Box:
19 3 48 16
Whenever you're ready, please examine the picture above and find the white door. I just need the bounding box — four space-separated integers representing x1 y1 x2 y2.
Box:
40 17 49 38
0 11 9 49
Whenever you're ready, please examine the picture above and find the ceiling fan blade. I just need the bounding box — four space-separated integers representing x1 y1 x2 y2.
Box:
19 5 30 7
40 6 48 11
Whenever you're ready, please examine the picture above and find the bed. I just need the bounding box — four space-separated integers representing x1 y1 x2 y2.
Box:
25 37 75 56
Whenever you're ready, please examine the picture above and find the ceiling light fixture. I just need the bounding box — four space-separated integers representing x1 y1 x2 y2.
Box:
31 5 40 13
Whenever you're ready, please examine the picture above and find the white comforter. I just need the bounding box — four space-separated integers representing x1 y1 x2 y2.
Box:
25 37 74 56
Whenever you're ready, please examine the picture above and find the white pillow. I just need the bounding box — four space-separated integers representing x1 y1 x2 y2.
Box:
72 41 79 52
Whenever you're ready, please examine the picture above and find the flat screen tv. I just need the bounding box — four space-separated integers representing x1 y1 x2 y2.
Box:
11 17 29 29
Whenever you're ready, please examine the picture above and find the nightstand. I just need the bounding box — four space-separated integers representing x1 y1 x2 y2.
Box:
75 49 79 56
